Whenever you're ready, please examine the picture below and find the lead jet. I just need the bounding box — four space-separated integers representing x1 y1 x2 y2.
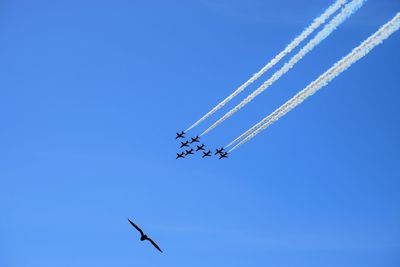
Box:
215 147 225 155
202 150 212 158
185 148 194 155
175 131 185 139
180 141 190 148
190 136 200 143
196 144 206 151
219 152 228 159
176 152 185 159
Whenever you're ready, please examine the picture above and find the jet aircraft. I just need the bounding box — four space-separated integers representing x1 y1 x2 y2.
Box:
190 136 200 143
175 131 185 139
202 150 212 158
180 141 190 148
219 152 228 159
196 144 206 151
128 219 163 253
185 148 194 155
176 152 185 159
215 147 225 155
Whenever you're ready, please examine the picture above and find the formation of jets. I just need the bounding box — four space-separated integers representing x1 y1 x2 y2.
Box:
175 131 228 160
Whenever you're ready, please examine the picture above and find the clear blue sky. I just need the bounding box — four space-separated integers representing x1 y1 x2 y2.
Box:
1 1 399 266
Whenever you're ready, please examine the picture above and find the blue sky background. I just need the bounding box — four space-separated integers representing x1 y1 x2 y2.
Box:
1 1 399 266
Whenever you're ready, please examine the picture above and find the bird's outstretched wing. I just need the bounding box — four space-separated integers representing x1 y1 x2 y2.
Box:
128 219 144 237
145 237 163 253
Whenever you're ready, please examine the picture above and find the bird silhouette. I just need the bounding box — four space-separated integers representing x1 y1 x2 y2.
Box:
128 219 163 253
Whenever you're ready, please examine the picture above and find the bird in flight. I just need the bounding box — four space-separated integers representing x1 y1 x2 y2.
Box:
128 219 163 253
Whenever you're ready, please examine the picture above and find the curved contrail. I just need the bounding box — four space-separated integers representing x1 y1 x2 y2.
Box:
201 0 366 136
184 0 347 132
228 13 400 152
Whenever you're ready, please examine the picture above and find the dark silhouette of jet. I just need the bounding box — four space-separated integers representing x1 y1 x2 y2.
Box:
202 150 212 158
128 219 163 253
185 148 194 155
215 147 225 155
180 141 190 148
219 152 228 159
196 144 206 151
190 136 200 143
176 152 185 159
175 131 185 139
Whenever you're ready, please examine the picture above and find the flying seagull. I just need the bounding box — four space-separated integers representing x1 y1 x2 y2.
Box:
128 219 163 253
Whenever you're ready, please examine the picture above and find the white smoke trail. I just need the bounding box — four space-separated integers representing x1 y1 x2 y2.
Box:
201 0 366 136
184 0 347 132
228 16 397 149
228 13 400 152
229 19 399 152
225 17 394 148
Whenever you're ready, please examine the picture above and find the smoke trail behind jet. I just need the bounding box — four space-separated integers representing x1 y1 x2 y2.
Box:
228 16 397 149
228 13 400 152
201 0 366 136
184 0 347 132
225 18 392 148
